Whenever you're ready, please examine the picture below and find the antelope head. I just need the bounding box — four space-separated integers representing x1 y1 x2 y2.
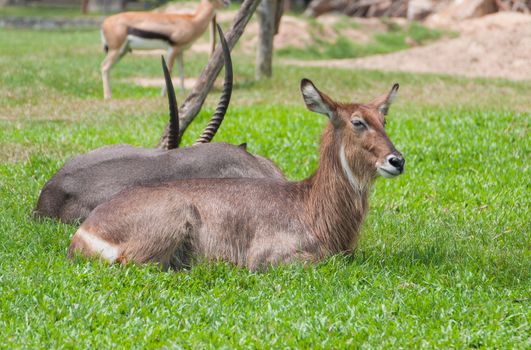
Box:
301 79 405 187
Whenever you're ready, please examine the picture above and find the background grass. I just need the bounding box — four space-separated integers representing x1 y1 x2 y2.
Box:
0 25 530 349
0 5 98 17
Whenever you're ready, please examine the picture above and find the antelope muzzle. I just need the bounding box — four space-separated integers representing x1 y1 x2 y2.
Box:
377 152 405 178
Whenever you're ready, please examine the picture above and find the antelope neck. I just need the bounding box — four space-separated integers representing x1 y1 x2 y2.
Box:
301 128 371 253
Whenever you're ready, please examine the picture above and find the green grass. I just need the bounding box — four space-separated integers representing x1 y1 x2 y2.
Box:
0 5 91 18
1 28 530 348
278 21 445 60
0 1 240 18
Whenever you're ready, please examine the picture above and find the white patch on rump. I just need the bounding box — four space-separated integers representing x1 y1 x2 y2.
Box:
76 228 119 263
127 35 170 50
340 143 364 193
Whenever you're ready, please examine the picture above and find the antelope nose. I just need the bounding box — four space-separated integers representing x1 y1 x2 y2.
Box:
388 155 405 172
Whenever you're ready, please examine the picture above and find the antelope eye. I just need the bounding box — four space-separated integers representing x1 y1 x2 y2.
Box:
351 118 366 130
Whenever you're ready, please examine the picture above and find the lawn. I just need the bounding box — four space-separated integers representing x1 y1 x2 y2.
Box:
0 5 97 17
0 27 530 349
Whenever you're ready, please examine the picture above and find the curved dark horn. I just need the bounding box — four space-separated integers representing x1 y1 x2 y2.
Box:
194 24 233 145
161 55 180 150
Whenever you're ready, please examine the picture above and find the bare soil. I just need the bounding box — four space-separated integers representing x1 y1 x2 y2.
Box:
282 12 531 81
140 6 531 82
128 77 201 90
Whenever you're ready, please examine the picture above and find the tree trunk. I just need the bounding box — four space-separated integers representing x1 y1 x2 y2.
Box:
157 0 261 149
255 0 278 79
274 0 285 34
81 0 90 14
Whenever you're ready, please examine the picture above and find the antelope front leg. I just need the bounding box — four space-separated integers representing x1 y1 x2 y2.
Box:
176 52 185 92
160 47 173 96
209 16 217 56
101 48 123 100
161 47 182 96
247 236 316 271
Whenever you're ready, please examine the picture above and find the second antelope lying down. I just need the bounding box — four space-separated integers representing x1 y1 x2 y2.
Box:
34 26 283 224
69 80 405 270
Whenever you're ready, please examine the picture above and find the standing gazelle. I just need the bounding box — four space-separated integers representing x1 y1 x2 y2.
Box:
69 80 405 270
101 0 229 99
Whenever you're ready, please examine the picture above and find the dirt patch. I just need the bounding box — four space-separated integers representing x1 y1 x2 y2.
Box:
240 15 313 54
129 77 197 90
283 12 531 81
239 14 401 53
126 77 224 90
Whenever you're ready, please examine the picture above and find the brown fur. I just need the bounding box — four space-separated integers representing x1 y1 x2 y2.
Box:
101 0 227 99
69 80 405 271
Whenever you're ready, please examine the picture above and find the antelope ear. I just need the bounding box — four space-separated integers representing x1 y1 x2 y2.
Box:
300 79 339 123
371 83 399 116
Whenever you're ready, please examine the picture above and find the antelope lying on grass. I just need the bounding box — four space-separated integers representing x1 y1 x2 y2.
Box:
101 0 229 99
68 79 405 270
35 26 283 224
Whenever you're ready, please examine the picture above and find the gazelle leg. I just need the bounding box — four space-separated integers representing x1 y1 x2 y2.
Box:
209 15 217 56
160 47 175 96
176 52 185 91
101 45 127 100
162 48 183 95
101 50 118 100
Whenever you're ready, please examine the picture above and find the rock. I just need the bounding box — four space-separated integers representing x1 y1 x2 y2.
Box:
407 0 455 20
433 0 498 22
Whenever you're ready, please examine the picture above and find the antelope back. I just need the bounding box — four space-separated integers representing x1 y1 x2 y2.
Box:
210 0 231 9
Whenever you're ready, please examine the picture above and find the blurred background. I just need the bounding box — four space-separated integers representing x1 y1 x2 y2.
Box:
1 0 529 82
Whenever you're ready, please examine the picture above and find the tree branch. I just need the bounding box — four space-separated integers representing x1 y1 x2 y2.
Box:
158 0 261 149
